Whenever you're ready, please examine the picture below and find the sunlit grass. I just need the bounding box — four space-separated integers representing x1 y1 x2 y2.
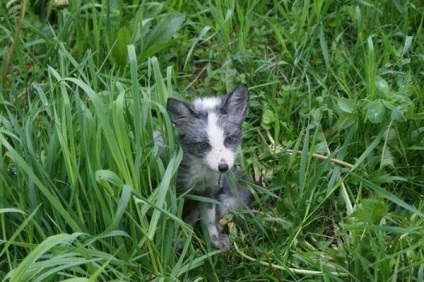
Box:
1 0 423 280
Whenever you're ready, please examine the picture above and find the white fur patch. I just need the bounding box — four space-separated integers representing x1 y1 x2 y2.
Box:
200 203 219 239
217 194 238 217
182 156 219 192
193 97 221 111
205 112 235 172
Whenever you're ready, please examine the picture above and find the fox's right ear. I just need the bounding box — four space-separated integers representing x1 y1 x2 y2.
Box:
167 98 192 126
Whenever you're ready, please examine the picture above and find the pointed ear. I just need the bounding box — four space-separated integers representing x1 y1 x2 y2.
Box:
222 84 249 124
167 98 193 126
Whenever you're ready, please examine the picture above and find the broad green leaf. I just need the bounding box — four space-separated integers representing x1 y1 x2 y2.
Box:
112 185 132 227
380 148 394 168
375 76 390 97
401 35 413 56
411 112 424 120
262 109 275 125
349 198 388 225
337 97 355 113
143 13 186 51
365 100 385 123
319 25 330 68
390 106 407 122
95 170 123 187
335 113 356 130
112 26 132 67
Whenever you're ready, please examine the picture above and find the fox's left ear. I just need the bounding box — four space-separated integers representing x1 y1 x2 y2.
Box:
223 84 249 124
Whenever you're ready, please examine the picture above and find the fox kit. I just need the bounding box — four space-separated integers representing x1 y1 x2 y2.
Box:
167 84 252 251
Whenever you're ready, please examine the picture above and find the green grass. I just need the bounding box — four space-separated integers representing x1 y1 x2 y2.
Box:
1 0 423 280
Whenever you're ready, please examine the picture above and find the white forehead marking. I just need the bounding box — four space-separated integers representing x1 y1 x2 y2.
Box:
193 97 221 111
206 112 225 148
204 111 235 171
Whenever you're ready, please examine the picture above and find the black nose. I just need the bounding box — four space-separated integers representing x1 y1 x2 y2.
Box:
218 163 229 172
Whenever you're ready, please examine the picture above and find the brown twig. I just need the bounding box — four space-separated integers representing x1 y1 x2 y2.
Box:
285 149 354 168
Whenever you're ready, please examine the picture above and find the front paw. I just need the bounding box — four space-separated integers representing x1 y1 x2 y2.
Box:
211 234 231 252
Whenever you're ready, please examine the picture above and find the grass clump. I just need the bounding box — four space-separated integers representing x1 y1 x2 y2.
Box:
1 0 423 280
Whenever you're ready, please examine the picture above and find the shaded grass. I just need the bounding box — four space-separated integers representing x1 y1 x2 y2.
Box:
1 0 424 280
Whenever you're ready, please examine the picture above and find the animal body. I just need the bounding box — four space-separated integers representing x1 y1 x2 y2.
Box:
167 84 252 251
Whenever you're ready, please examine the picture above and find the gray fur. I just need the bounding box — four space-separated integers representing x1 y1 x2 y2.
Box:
167 84 252 251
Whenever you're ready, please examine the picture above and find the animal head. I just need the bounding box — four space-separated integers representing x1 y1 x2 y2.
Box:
167 84 249 173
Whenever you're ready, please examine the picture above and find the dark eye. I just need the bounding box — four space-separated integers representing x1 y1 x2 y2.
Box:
224 136 235 146
196 141 210 151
